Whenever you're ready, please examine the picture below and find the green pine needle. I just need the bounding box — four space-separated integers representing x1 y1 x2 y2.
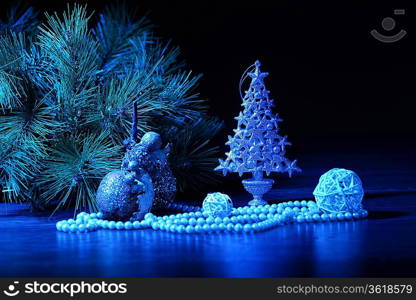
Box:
38 4 99 131
39 133 121 214
0 140 40 201
164 117 224 192
86 70 155 144
93 1 152 72
0 1 39 34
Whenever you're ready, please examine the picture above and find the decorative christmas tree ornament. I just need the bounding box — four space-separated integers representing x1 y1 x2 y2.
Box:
122 132 176 209
96 170 154 221
202 192 233 218
313 168 364 214
96 103 175 221
216 60 300 206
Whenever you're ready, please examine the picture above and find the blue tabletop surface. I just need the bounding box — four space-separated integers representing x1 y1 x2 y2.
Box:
0 139 415 277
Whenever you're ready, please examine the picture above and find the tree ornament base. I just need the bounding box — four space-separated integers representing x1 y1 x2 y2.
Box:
242 178 274 206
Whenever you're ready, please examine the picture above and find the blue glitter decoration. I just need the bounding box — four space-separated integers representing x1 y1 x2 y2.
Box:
122 132 176 209
97 170 143 220
313 168 364 213
96 103 175 221
215 60 300 205
96 170 154 221
202 192 233 218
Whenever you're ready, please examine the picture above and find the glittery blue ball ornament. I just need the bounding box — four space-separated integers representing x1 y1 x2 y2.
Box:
313 168 364 213
96 170 154 221
202 192 233 218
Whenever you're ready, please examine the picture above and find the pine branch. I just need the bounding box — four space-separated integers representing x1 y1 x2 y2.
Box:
0 32 50 102
0 136 41 201
0 84 61 201
0 2 39 35
0 30 58 202
157 71 206 118
0 72 20 110
39 132 121 214
38 4 99 132
160 116 224 192
0 32 29 109
85 70 155 144
0 2 222 211
92 1 152 76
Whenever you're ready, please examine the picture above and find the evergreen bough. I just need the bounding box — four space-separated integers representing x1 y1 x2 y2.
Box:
0 3 222 213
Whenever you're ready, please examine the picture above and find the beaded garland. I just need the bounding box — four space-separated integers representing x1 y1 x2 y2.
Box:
56 200 368 234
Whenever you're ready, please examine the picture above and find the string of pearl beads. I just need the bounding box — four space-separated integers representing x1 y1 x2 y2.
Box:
56 200 368 234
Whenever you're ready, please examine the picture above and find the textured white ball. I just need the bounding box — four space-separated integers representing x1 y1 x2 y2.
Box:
313 168 364 213
203 192 233 218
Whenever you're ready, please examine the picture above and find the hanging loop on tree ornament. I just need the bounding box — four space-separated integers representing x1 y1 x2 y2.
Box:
238 62 256 101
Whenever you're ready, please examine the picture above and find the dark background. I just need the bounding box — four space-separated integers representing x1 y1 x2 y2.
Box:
4 0 415 142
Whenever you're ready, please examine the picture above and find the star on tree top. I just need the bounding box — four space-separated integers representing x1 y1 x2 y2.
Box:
247 60 269 82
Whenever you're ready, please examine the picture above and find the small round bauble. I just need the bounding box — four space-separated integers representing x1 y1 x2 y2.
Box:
202 192 233 218
96 170 139 220
313 168 364 213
